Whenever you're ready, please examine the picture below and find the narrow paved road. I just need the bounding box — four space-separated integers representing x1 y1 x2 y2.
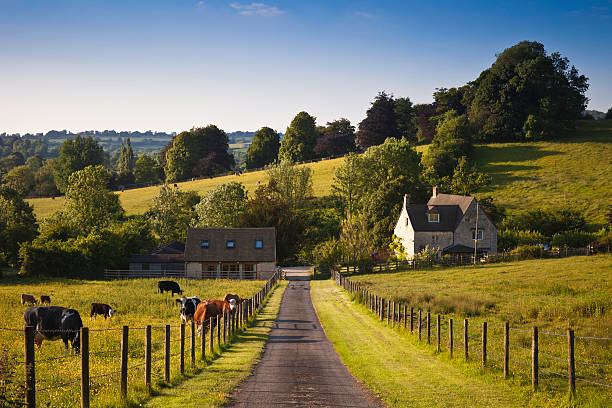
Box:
229 267 383 408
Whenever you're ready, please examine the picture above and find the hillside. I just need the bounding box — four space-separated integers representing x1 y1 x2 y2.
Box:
27 121 612 223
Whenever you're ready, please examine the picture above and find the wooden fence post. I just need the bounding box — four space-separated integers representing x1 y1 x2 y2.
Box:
503 322 509 379
209 318 214 355
190 321 195 365
404 305 407 329
165 325 170 382
482 322 487 367
436 315 441 352
180 324 185 375
567 329 575 395
216 315 221 349
463 319 468 361
120 326 128 399
387 300 391 325
427 312 431 344
449 318 454 358
145 325 151 389
532 326 538 391
391 301 395 327
410 307 414 333
418 310 422 341
223 312 227 345
80 327 89 408
24 325 35 408
201 322 206 361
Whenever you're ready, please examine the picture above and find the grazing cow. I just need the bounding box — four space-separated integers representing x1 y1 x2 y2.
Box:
176 296 201 323
90 303 114 320
40 295 51 305
21 294 36 305
223 294 243 311
193 300 231 336
158 281 182 296
23 306 83 353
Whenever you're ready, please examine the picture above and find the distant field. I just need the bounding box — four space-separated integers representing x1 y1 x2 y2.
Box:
0 277 265 407
27 121 612 223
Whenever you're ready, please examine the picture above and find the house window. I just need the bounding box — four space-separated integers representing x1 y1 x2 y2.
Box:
255 239 263 249
201 240 209 249
243 263 255 272
472 229 484 240
427 213 439 223
226 240 235 249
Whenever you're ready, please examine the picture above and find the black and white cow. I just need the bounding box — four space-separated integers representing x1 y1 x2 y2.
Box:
23 306 83 353
176 296 201 323
158 280 182 296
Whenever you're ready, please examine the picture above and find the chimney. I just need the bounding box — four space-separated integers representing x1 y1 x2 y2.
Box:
403 194 409 208
432 185 439 198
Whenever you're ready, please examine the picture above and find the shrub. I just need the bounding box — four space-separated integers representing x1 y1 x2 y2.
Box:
497 229 546 251
551 229 597 248
500 208 585 239
510 245 543 260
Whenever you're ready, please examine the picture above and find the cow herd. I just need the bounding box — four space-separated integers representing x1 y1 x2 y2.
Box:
20 280 246 354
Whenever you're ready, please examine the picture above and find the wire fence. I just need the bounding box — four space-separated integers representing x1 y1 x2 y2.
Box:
333 269 612 398
2 270 282 408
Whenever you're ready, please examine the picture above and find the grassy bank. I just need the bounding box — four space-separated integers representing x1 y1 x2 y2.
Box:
144 280 287 408
0 277 269 408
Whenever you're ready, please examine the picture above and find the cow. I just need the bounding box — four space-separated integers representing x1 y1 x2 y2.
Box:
223 294 244 311
176 296 201 323
90 303 114 320
23 306 83 354
40 295 51 305
21 294 36 305
158 281 182 296
193 299 231 336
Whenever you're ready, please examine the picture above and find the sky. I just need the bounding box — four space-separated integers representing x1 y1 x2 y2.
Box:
0 0 611 134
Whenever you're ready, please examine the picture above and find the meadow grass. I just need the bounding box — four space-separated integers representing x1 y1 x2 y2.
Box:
348 255 612 405
312 279 612 407
0 277 270 408
143 280 287 408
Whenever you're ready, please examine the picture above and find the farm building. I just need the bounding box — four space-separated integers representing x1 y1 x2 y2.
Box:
394 186 497 259
184 227 277 280
128 242 185 274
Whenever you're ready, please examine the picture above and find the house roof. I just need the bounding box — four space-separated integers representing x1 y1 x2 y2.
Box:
150 242 185 255
130 242 185 263
406 205 460 231
427 193 474 213
184 227 276 263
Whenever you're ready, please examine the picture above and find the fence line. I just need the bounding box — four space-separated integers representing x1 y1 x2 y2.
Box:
332 269 612 398
9 269 282 408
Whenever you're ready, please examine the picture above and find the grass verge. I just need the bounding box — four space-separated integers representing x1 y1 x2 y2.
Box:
142 280 287 408
311 279 610 408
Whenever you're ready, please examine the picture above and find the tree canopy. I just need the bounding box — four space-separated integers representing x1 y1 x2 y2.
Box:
0 186 37 267
245 127 280 169
134 154 161 184
193 182 248 228
279 111 319 162
314 118 356 157
356 92 398 149
147 184 199 245
53 135 105 192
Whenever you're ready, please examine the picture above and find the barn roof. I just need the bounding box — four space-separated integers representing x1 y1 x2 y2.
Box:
184 228 276 263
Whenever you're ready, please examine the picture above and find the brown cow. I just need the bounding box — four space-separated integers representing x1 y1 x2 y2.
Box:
40 295 51 305
193 300 231 336
21 294 37 305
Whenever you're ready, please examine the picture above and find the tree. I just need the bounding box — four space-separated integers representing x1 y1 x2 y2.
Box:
266 160 313 206
339 212 375 267
53 135 105 192
147 184 199 245
193 182 248 228
2 165 34 196
331 153 363 215
394 97 417 143
606 108 612 120
313 118 356 157
0 186 37 266
279 112 319 162
356 92 398 148
413 103 437 141
470 41 589 141
33 161 59 197
63 165 124 234
134 154 161 184
245 127 280 169
117 138 135 185
441 156 491 196
164 126 235 182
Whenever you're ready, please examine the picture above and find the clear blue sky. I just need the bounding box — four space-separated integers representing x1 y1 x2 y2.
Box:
1 0 610 134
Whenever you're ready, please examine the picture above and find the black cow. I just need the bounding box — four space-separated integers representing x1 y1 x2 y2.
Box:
176 296 201 323
23 306 83 353
158 280 182 296
90 303 114 320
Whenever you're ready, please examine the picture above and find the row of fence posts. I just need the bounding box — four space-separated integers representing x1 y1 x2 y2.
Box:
334 271 577 396
23 271 281 408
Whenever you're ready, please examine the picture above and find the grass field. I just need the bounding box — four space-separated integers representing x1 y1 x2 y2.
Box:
0 277 271 408
348 255 612 405
311 279 611 407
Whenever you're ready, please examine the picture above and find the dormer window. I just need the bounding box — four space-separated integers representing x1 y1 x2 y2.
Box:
427 213 439 223
226 240 235 249
201 240 209 249
255 240 263 249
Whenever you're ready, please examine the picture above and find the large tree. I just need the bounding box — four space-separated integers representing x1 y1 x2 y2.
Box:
0 186 37 266
279 112 319 162
164 125 235 182
356 92 398 149
470 41 589 141
314 118 356 157
53 135 105 192
2 165 34 196
193 182 248 228
147 184 199 245
606 108 612 120
245 127 280 169
394 97 417 143
266 160 313 206
134 154 161 184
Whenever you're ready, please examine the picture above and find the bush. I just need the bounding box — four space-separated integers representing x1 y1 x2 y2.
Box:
497 229 546 251
510 245 543 260
500 208 585 239
312 238 343 270
551 229 597 248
